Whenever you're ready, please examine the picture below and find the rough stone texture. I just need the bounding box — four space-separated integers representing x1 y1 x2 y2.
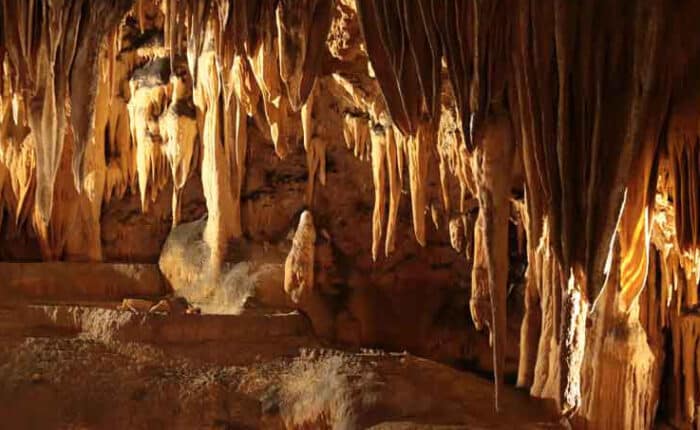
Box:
0 262 165 301
2 0 700 428
0 313 560 429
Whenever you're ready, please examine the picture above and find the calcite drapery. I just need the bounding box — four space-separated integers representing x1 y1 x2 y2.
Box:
69 0 134 190
1 0 132 230
276 0 334 111
510 0 669 413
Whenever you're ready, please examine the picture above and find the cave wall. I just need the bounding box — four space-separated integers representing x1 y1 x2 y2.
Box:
2 0 700 428
0 0 513 371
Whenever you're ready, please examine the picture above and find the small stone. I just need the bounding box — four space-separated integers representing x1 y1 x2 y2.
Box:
120 298 156 313
148 299 171 314
185 307 201 315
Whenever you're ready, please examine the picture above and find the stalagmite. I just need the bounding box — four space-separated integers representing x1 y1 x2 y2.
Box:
580 239 661 430
284 210 316 303
672 313 700 426
559 270 588 415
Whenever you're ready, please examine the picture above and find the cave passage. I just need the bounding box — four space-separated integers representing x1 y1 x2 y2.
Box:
1 0 700 428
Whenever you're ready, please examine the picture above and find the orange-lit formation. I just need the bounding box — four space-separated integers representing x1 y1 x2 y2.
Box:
1 1 700 428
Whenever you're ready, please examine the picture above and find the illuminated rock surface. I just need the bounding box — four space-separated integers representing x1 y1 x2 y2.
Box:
1 0 700 428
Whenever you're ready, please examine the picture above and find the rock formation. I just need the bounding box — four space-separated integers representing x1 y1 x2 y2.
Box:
2 0 700 428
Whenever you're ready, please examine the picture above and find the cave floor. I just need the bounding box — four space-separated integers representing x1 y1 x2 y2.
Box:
0 301 563 429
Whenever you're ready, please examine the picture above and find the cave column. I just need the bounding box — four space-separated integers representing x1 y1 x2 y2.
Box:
195 48 239 273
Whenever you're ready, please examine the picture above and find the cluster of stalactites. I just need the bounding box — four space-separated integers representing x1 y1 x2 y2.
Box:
0 92 35 232
0 0 133 230
354 0 518 411
155 0 334 270
161 0 332 154
0 0 339 261
353 0 700 417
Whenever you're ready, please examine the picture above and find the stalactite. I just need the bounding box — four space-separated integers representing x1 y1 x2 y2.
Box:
1 1 700 426
384 125 402 257
301 86 326 206
0 96 35 228
354 0 442 252
6 0 81 229
431 1 473 151
127 58 171 213
437 88 477 257
73 43 113 261
68 0 133 190
1 0 132 234
517 189 541 389
581 1 667 306
276 0 333 111
248 0 296 159
231 55 261 118
618 84 670 312
370 124 387 262
393 125 406 189
406 124 432 247
195 45 238 271
228 87 248 239
667 86 700 309
104 96 136 203
342 113 370 161
356 0 418 137
471 212 490 332
160 74 197 227
471 113 515 411
510 0 670 414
